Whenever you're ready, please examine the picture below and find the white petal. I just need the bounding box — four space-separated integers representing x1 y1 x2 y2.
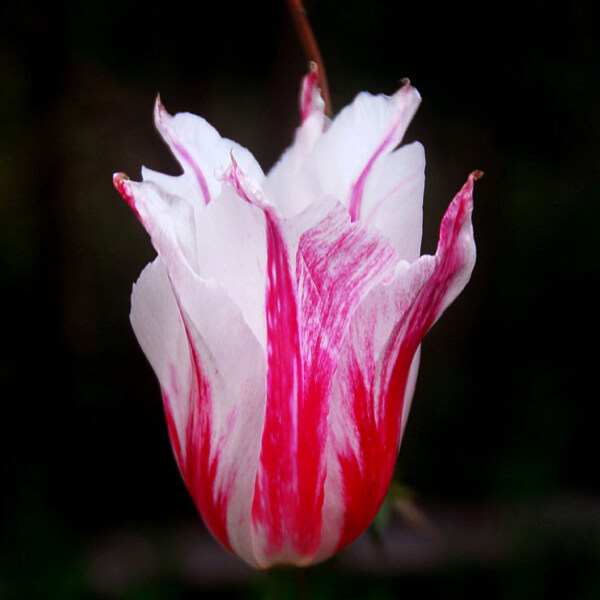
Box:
130 257 193 451
193 186 267 350
360 142 425 262
116 172 268 349
265 68 329 216
141 167 197 207
154 98 265 205
265 112 328 216
271 83 421 217
118 175 203 274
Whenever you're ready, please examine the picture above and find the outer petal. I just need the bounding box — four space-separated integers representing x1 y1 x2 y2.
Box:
174 296 265 568
130 257 193 462
116 169 268 351
320 172 478 558
116 172 202 274
115 175 268 568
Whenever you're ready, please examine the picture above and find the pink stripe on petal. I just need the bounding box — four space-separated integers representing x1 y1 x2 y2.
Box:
154 98 212 206
163 315 233 553
333 352 396 551
328 288 410 553
293 204 399 555
222 153 273 214
171 140 212 206
219 159 301 559
347 133 391 222
251 212 307 562
138 254 262 560
399 170 479 337
348 83 419 222
250 200 399 564
298 204 399 381
160 250 267 567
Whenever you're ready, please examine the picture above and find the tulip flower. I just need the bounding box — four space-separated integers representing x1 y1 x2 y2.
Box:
113 69 477 568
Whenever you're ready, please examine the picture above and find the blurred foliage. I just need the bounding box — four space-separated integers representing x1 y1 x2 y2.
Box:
1 0 599 598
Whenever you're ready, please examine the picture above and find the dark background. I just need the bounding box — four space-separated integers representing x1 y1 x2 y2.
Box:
1 0 599 598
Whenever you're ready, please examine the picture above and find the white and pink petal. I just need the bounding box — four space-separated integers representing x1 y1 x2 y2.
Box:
265 70 329 217
115 173 269 568
241 184 400 566
154 97 265 206
267 81 420 219
323 172 477 554
302 82 421 217
129 256 267 567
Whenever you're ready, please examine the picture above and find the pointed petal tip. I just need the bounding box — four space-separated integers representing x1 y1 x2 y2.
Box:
153 94 170 130
113 172 141 217
435 170 480 256
300 62 325 122
221 153 273 215
462 170 484 202
220 151 249 200
394 77 421 104
113 172 130 195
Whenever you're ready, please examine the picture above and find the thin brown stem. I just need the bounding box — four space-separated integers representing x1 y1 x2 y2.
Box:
285 0 332 116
